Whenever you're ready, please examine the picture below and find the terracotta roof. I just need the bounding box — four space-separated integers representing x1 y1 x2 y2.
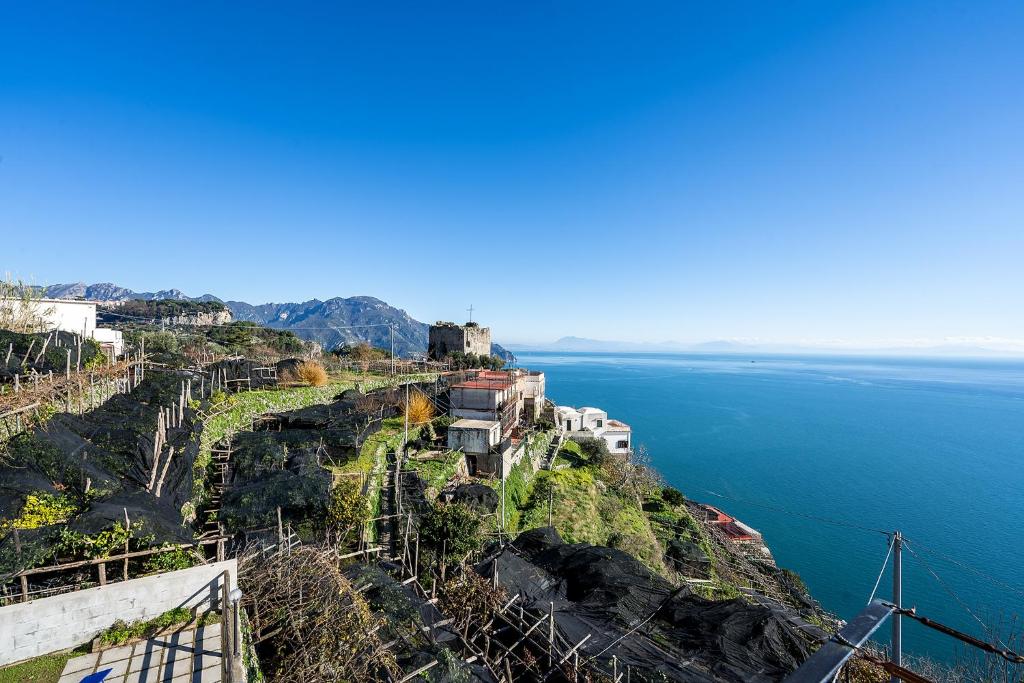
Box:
605 419 631 431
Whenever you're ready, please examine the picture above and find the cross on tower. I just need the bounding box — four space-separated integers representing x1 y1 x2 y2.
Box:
467 304 474 324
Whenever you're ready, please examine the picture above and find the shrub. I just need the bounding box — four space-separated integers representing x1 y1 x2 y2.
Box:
573 437 611 465
144 331 180 354
420 502 481 561
2 492 79 530
296 360 328 386
143 549 198 574
403 391 435 424
662 487 686 507
326 479 371 540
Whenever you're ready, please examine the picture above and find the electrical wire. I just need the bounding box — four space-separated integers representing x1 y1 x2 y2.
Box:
903 540 1008 650
901 535 1024 602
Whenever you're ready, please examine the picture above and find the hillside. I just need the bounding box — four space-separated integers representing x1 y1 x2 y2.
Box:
43 282 513 360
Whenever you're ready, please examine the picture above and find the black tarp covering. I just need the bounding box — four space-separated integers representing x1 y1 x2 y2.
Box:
477 527 822 682
1 329 106 381
0 371 203 575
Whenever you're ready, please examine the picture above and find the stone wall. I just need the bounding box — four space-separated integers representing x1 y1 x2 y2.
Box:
428 323 491 359
0 559 237 667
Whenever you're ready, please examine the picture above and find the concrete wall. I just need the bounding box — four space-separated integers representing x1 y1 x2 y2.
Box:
450 385 509 411
0 559 237 667
448 420 500 455
0 299 99 336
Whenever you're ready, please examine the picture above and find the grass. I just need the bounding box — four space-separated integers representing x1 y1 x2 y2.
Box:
408 450 461 492
188 374 436 521
518 465 667 574
0 645 90 683
99 607 219 647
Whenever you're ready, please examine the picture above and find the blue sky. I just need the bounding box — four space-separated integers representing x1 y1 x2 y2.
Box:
2 2 1022 348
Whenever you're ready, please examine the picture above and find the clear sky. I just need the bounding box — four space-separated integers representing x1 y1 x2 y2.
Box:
2 2 1022 348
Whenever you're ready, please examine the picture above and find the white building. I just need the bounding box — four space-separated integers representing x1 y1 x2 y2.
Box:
555 405 632 455
1 298 124 356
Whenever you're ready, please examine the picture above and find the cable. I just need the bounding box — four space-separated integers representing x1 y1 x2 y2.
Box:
866 535 894 606
903 541 1007 650
695 488 892 536
901 535 1024 602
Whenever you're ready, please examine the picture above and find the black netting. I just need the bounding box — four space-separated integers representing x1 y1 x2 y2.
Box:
1 329 106 380
476 528 823 682
0 370 203 575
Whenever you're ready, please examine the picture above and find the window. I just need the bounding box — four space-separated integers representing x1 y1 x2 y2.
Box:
596 419 603 428
616 440 629 449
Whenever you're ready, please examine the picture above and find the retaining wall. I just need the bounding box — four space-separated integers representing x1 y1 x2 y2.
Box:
0 559 236 667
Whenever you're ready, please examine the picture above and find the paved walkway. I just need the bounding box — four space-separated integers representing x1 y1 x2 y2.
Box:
58 622 223 683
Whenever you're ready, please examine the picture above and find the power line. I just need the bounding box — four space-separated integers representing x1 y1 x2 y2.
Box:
901 535 1024 602
903 540 1007 650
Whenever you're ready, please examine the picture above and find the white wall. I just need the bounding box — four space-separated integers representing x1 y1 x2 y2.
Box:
38 300 97 336
0 559 237 667
579 409 608 431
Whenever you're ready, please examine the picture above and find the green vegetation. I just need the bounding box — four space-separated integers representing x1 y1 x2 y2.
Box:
326 478 371 542
123 320 305 362
1 492 78 530
407 450 461 493
517 464 667 574
143 548 198 574
99 607 216 647
333 341 390 360
443 351 505 370
661 486 686 507
0 645 90 683
115 299 227 319
56 521 144 559
191 375 433 523
493 459 532 533
420 502 481 562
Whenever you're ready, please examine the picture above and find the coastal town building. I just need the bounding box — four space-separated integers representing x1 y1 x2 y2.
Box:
446 368 547 476
0 297 124 355
447 418 504 476
428 321 491 360
555 405 632 455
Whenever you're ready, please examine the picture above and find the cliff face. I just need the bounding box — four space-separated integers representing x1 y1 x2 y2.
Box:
162 310 233 327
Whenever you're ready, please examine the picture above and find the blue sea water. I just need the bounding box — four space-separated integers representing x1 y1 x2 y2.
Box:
514 351 1024 662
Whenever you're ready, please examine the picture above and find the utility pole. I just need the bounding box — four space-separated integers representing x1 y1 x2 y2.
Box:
390 324 395 376
891 530 902 683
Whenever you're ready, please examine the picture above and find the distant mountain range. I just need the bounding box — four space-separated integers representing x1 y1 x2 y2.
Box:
42 282 512 360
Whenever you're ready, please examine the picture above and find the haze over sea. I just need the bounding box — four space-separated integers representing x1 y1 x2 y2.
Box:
515 351 1024 662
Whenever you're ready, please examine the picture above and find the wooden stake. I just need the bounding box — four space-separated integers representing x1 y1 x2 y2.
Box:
123 508 131 580
154 446 175 497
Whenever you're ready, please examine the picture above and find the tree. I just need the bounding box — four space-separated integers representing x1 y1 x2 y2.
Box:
662 486 686 507
573 437 611 465
419 502 481 562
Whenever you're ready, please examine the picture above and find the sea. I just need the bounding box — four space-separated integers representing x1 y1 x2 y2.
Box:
513 351 1024 664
